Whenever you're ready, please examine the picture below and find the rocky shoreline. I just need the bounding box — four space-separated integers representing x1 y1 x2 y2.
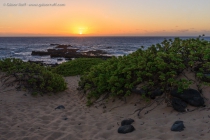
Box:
31 44 112 59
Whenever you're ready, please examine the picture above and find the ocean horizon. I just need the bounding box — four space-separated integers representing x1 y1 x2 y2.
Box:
1 36 210 64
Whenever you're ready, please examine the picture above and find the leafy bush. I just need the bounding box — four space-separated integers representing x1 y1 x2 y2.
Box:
0 58 67 95
79 36 210 105
52 58 106 76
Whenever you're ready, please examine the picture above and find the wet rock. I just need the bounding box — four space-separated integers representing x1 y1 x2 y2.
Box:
55 105 65 110
50 43 60 46
31 51 50 56
32 46 111 59
48 48 78 52
121 119 134 126
83 50 107 55
171 98 187 112
171 121 185 131
65 58 72 61
118 125 135 134
57 58 63 61
171 88 204 107
55 45 72 49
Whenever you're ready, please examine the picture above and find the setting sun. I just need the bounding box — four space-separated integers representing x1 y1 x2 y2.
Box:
69 25 89 35
78 27 88 35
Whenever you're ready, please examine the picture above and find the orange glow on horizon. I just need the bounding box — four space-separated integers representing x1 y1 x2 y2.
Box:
0 0 210 36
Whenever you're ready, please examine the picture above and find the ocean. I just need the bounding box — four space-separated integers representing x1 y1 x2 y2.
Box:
0 36 210 64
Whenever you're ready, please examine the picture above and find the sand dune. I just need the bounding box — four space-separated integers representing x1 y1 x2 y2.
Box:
0 74 210 140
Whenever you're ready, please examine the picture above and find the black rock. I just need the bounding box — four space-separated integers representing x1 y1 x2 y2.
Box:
63 117 68 120
118 125 135 134
57 58 63 61
132 88 146 95
171 121 185 131
121 119 134 126
171 88 204 107
150 89 164 99
55 105 65 110
171 98 187 112
132 88 163 99
50 43 60 46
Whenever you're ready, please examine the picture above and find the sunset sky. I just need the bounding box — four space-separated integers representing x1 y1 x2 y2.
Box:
0 0 210 36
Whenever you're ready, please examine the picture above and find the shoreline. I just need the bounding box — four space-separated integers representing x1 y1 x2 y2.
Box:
1 36 210 65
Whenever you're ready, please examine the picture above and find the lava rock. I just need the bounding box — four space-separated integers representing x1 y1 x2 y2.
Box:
31 51 50 56
132 88 163 99
55 105 65 110
118 125 135 134
171 98 187 112
55 45 72 49
171 88 204 107
150 89 164 99
171 121 185 131
121 119 134 126
50 43 60 46
57 58 63 61
32 47 111 59
63 117 68 120
132 88 147 95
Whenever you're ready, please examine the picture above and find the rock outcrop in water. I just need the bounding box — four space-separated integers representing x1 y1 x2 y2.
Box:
31 44 111 59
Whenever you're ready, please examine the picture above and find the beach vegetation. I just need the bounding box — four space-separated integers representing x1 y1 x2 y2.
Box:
79 36 210 105
0 58 67 94
52 58 106 76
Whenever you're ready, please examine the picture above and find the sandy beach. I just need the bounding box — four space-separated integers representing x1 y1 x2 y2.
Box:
0 74 210 140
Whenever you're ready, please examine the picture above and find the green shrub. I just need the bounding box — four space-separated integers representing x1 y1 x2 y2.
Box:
52 58 106 76
0 58 67 94
79 36 210 105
